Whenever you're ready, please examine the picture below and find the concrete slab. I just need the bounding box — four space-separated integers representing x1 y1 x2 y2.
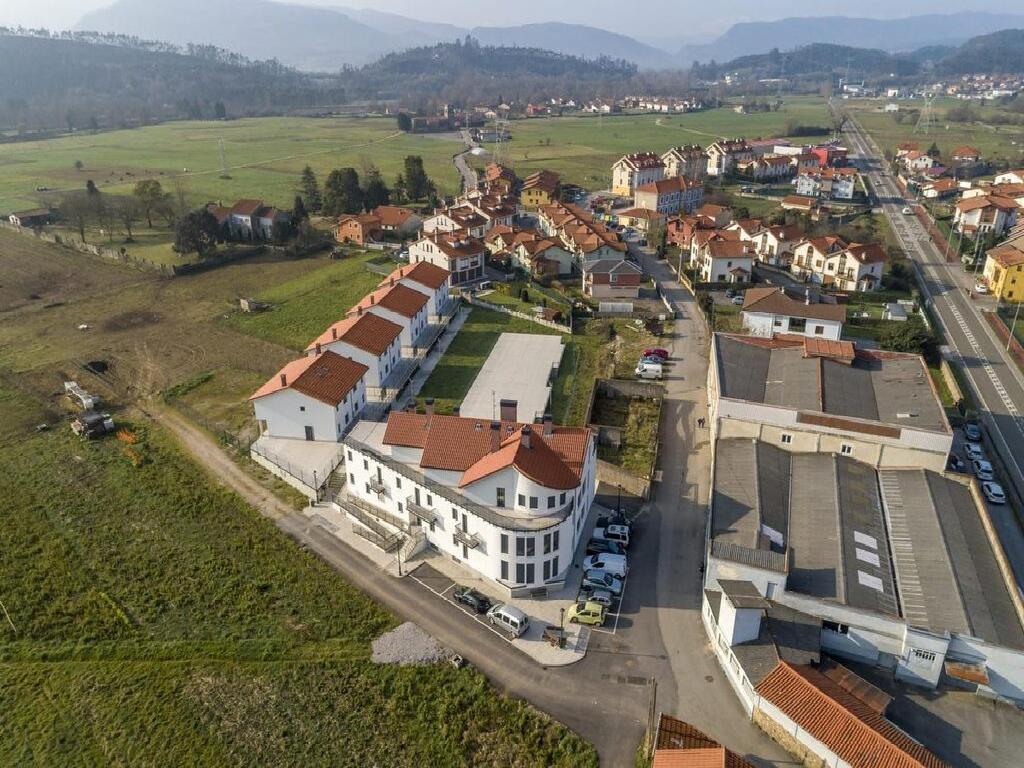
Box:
250 435 344 493
461 332 564 422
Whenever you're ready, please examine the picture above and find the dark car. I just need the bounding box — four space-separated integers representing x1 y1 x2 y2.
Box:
596 514 631 531
586 539 626 556
964 422 982 442
452 585 491 614
947 454 967 473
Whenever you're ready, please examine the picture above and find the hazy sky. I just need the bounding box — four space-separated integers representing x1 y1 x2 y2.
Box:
0 0 1017 38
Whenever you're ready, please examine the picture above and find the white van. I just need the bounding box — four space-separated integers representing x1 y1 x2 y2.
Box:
636 361 663 380
583 553 628 578
487 603 530 638
593 524 630 549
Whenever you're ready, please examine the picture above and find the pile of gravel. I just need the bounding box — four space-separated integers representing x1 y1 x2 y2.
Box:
371 621 449 666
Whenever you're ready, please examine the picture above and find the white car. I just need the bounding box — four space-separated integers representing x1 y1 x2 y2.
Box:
983 481 1007 505
974 281 990 295
965 442 986 462
583 553 628 578
972 459 995 481
902 206 913 215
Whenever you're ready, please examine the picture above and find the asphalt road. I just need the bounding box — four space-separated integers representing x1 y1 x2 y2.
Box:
844 118 1024 592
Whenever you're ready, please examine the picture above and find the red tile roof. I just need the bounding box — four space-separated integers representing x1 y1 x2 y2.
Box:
742 287 846 322
653 716 755 768
382 412 590 489
251 350 367 405
350 282 429 319
636 176 699 194
380 261 451 290
230 198 264 216
755 662 948 768
307 312 402 355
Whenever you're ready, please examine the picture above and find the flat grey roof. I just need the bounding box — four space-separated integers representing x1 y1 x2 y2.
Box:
880 469 1024 649
711 438 1024 647
460 333 564 422
715 335 948 433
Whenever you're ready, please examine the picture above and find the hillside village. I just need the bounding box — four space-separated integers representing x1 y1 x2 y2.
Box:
6 8 1024 766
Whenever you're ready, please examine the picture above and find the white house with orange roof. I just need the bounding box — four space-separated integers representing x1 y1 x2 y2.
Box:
251 351 368 442
791 236 887 291
408 232 487 285
377 261 453 321
342 405 597 595
306 313 403 390
953 195 1019 237
348 282 431 349
611 152 665 196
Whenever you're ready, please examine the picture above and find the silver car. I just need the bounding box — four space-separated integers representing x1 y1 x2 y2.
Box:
581 569 623 596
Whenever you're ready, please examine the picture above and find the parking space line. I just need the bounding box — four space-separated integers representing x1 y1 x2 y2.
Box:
408 572 513 644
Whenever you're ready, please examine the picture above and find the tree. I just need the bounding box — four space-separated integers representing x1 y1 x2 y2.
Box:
133 179 168 228
393 173 407 204
927 142 941 159
85 179 99 197
396 112 412 132
293 195 308 223
214 101 227 119
877 317 936 357
404 155 431 200
323 168 363 215
74 159 84 171
59 193 91 243
174 209 219 256
298 165 322 212
115 196 141 241
363 173 390 210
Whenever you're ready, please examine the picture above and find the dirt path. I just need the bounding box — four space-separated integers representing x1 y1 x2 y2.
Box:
141 402 292 520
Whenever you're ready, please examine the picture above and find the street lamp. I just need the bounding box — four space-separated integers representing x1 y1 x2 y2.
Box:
616 484 622 515
559 607 565 631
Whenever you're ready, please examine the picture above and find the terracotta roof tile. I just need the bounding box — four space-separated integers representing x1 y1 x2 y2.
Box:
307 312 402 355
379 261 451 290
350 283 429 319
742 287 846 323
653 716 755 768
372 205 416 228
251 350 367 405
230 198 263 216
755 662 948 768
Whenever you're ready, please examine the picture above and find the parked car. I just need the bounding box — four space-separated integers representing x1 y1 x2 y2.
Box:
583 553 628 578
640 355 666 366
596 514 630 530
593 523 631 549
731 295 744 306
583 588 616 608
581 570 624 596
947 454 967 473
965 442 986 462
974 281 989 295
983 481 1007 505
644 348 669 360
452 585 491 614
973 459 995 481
486 603 530 638
586 538 625 556
635 361 663 380
566 601 607 626
964 422 982 442
725 288 737 299
902 206 914 215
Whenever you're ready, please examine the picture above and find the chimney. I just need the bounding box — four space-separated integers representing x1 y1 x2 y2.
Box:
520 425 532 449
499 398 518 422
425 397 434 417
405 402 416 413
279 373 287 387
542 413 553 436
370 294 375 305
452 403 460 416
315 343 322 355
490 421 501 452
331 326 338 340
390 277 395 286
357 306 363 316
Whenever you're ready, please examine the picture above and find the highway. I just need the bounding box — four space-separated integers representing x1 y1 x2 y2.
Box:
844 117 1024 590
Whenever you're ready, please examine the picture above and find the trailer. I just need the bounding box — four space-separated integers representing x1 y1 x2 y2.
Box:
71 411 115 438
64 381 100 411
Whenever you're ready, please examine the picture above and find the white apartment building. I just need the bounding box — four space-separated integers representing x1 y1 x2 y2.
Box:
306 312 403 390
611 152 665 197
348 282 430 350
342 408 597 596
791 237 887 292
409 232 487 286
376 261 453 322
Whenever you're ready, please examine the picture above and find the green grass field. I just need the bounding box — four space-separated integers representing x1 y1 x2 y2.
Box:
221 252 385 351
0 380 596 767
0 116 464 214
848 98 1024 168
477 97 833 188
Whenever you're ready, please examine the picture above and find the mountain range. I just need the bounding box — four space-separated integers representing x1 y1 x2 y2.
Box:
75 0 1024 71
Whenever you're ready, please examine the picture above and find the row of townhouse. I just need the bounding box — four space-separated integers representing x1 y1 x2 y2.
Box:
794 167 859 201
250 260 454 451
790 236 887 292
953 185 1023 238
335 205 423 246
206 198 293 241
484 224 574 277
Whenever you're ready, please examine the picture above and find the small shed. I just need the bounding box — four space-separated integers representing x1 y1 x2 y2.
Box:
883 303 908 322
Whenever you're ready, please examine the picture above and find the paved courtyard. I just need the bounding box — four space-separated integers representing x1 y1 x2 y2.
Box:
460 332 564 422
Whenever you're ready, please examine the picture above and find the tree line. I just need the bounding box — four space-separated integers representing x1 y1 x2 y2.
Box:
295 155 437 217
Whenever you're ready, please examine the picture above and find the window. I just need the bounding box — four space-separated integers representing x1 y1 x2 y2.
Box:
516 563 525 584
551 556 559 575
547 495 555 509
349 473 355 485
553 531 559 551
299 405 305 412
346 450 353 462
526 538 535 557
559 492 566 505
525 563 535 584
789 318 806 333
363 459 369 470
823 620 849 635
500 534 509 554
496 488 506 507
501 560 509 580
451 507 458 520
543 533 551 555
364 483 370 494
518 493 526 507
395 477 402 489
397 502 403 513
529 496 538 509
912 649 936 664
543 560 550 580
516 537 525 556
781 433 793 445
840 443 853 456
426 494 433 506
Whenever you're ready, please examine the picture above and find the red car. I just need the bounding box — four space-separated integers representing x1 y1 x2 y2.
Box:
644 348 669 360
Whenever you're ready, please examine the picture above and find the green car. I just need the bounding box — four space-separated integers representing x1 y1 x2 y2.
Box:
566 600 607 627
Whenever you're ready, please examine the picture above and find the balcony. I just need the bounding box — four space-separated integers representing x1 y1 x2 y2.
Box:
368 477 386 494
453 525 480 549
406 495 438 525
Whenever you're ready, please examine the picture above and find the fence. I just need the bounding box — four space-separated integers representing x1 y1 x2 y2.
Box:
983 310 1024 373
249 437 344 493
464 294 571 331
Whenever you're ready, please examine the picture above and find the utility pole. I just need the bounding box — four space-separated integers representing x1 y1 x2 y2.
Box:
218 137 230 179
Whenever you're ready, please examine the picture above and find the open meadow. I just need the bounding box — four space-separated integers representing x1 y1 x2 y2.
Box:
475 97 833 187
848 97 1024 168
0 116 464 214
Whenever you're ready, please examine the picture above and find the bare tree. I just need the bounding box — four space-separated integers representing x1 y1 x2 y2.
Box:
116 196 141 242
59 193 91 243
